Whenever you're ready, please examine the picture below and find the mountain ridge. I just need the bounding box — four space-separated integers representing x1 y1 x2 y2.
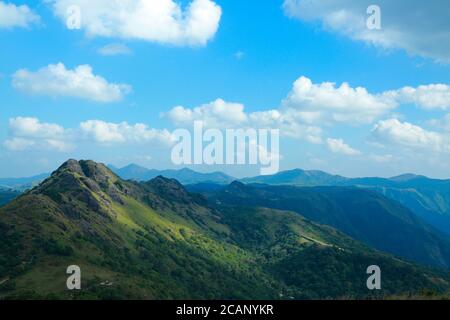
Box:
3 165 450 237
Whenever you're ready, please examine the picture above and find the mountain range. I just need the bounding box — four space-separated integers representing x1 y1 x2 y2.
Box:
0 173 50 192
241 169 450 236
0 188 20 206
109 164 235 185
2 165 450 238
109 165 450 236
190 182 450 268
1 160 450 299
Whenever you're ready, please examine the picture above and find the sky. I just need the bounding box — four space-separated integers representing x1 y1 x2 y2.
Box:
1 0 450 179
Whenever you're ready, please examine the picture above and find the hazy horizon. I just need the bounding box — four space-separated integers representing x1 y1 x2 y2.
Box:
1 158 449 181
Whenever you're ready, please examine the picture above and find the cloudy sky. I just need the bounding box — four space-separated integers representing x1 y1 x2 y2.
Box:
1 0 450 178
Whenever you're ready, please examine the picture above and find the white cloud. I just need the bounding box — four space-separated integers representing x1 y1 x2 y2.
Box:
282 76 396 124
166 98 323 143
281 76 450 124
79 120 174 145
166 77 450 135
283 0 450 63
98 43 132 56
4 118 175 152
12 63 131 103
165 77 450 150
5 117 72 151
249 109 323 143
0 1 40 29
371 119 446 152
326 138 361 156
167 99 248 128
385 84 450 110
9 117 65 138
4 137 36 151
50 0 221 46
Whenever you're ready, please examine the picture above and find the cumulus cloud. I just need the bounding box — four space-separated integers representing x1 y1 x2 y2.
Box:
165 98 323 143
0 1 40 29
326 138 361 156
79 120 174 145
249 109 323 143
50 0 222 46
4 117 72 151
9 117 65 138
12 63 131 103
282 76 396 124
385 84 450 110
98 43 132 56
3 118 174 152
281 76 450 124
283 0 450 63
167 99 248 128
371 119 446 152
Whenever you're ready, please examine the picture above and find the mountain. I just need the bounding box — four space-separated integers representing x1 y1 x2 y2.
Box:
1 160 449 299
241 170 450 235
241 169 347 186
0 173 49 191
110 164 235 185
193 182 450 268
0 188 20 206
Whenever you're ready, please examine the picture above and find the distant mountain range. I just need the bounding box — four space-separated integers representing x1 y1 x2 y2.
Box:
109 164 235 185
2 160 450 299
241 169 450 236
0 188 20 206
0 173 49 191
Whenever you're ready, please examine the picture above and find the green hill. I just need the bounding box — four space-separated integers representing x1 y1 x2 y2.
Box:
1 160 449 300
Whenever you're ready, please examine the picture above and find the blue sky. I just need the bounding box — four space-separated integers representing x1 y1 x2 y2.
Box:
1 0 450 178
